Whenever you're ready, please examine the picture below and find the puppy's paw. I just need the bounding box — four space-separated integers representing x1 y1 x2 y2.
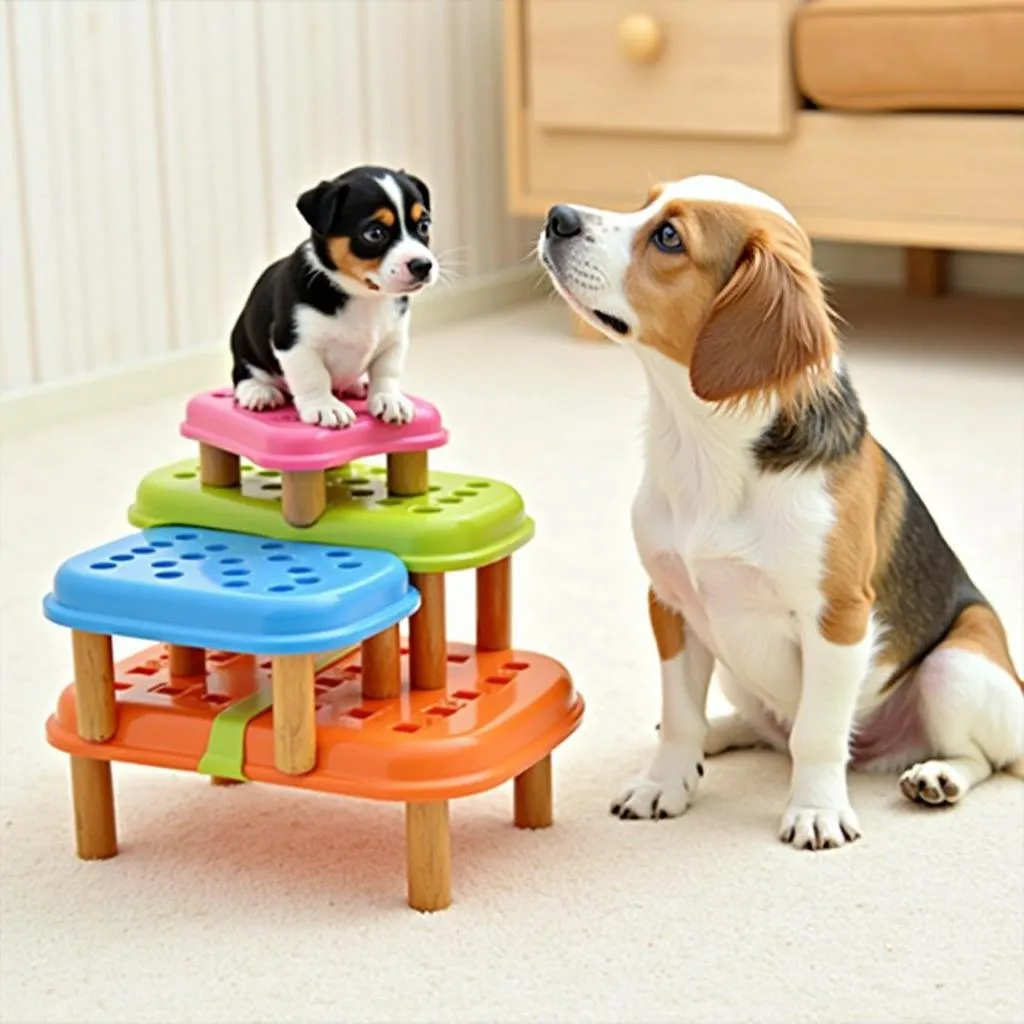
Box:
235 378 286 412
899 760 966 806
610 743 704 821
296 395 356 429
779 804 862 850
369 391 415 425
339 376 370 400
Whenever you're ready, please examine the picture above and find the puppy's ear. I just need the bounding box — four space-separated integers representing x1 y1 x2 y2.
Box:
296 181 349 236
402 171 431 211
689 228 835 407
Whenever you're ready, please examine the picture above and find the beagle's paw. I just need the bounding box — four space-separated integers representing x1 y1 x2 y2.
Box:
296 395 356 429
779 804 862 850
369 391 415 425
610 742 704 821
899 761 967 806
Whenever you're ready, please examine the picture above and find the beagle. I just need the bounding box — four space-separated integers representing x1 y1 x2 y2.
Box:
538 175 1023 850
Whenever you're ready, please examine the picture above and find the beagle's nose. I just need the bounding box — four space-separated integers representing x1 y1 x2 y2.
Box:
546 204 583 240
408 257 434 281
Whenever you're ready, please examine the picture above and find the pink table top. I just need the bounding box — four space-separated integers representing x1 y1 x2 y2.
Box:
180 389 448 472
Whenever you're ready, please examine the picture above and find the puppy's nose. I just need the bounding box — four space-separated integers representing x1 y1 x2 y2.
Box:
546 204 583 240
407 257 434 281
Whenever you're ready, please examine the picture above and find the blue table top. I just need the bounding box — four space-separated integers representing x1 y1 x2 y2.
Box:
43 527 419 654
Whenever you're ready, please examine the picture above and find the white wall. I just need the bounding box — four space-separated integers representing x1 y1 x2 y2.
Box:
0 0 537 395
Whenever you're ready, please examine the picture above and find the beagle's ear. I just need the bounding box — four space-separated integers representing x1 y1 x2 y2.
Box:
689 229 835 406
296 181 349 236
402 171 431 211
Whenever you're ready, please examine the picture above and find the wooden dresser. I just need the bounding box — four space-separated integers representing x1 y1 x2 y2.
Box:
504 0 1024 318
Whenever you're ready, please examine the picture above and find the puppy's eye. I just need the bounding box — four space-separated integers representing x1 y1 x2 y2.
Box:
362 223 387 244
652 222 684 253
416 217 431 241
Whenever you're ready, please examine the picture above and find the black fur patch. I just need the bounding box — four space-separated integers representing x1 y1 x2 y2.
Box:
752 368 867 472
874 447 987 684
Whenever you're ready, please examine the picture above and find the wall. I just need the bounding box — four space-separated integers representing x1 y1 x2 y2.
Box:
0 0 537 395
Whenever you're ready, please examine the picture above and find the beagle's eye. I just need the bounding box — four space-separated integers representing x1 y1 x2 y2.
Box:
416 217 431 241
361 223 387 244
652 222 684 253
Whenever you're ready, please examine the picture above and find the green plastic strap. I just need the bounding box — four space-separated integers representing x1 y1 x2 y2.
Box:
196 647 354 781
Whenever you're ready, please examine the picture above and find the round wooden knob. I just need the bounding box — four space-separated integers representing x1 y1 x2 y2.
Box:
618 12 664 64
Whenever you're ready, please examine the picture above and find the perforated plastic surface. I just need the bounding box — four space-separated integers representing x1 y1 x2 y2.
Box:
43 527 419 654
129 460 535 573
46 642 585 801
181 388 448 471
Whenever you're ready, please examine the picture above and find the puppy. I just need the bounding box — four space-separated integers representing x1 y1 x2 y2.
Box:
230 165 437 428
538 175 1023 850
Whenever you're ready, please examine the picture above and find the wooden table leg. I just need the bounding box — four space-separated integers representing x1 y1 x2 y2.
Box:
282 470 326 527
476 557 511 651
271 654 316 774
69 630 118 858
72 630 116 742
387 450 429 497
514 755 553 829
409 573 446 691
168 644 205 677
361 624 401 700
69 757 118 860
405 800 451 912
199 443 240 487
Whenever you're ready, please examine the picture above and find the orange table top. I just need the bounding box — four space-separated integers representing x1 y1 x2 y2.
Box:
46 643 584 801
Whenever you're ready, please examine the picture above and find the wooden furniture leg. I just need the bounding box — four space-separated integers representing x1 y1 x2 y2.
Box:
361 624 402 700
72 630 116 742
199 443 241 487
69 757 118 860
405 800 452 912
271 654 316 774
281 470 327 528
69 630 118 859
514 755 553 829
409 572 446 690
476 557 512 651
905 247 948 297
168 644 205 677
387 450 429 497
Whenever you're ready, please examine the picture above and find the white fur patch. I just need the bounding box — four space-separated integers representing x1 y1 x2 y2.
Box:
234 376 285 411
662 175 798 226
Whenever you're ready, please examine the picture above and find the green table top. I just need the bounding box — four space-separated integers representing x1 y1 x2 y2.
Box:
128 459 535 573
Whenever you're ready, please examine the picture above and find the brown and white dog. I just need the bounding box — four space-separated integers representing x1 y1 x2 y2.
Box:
538 175 1024 850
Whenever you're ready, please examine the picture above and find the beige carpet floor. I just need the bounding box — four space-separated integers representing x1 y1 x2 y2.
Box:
1 289 1022 1024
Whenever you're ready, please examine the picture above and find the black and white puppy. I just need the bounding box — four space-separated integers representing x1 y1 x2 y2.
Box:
230 165 437 428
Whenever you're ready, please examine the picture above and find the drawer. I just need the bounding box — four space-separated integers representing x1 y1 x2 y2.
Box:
526 0 794 139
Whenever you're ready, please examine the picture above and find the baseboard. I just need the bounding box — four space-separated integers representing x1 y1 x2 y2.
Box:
0 265 540 440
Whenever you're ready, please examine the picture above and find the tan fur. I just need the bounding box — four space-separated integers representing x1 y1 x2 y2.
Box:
624 199 837 412
375 207 396 227
648 588 684 660
820 437 887 645
939 603 1021 685
411 202 425 222
689 227 837 410
327 237 383 290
